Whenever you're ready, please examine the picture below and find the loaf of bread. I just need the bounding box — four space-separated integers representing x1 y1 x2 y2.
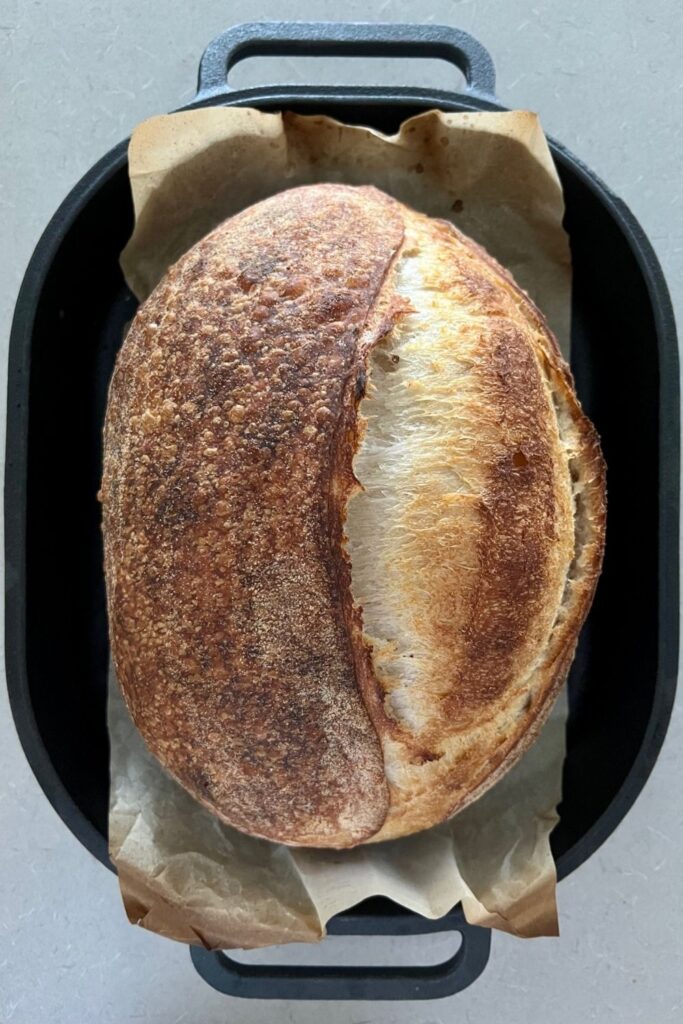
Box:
101 184 605 847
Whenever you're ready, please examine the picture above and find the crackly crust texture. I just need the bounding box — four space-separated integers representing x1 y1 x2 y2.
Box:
346 207 605 841
102 183 606 848
102 185 404 846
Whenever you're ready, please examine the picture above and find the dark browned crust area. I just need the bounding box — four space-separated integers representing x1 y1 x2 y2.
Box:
102 185 405 847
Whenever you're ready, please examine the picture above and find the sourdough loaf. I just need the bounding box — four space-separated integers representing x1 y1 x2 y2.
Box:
101 184 605 847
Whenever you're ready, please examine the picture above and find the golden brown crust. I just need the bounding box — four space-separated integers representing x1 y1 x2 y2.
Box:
103 183 606 848
102 185 406 846
348 210 606 841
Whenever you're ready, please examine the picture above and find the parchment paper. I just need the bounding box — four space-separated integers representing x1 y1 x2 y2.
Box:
109 108 572 949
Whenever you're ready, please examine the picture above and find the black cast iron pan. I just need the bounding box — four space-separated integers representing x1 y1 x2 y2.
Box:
5 22 679 1001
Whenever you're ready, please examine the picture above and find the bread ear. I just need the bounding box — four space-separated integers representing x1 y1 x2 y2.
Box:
103 184 404 847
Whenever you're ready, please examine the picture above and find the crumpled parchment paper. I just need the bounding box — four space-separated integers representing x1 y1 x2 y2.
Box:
109 107 572 949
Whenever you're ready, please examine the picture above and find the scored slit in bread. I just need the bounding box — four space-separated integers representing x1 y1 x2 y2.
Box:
346 208 604 840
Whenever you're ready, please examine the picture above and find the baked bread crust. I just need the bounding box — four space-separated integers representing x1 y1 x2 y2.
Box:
102 184 606 847
347 206 605 841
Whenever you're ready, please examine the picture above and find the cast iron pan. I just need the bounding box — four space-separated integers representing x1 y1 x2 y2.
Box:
5 22 679 1001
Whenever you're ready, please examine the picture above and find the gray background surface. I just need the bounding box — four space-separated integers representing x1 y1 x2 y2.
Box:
1 1 682 1021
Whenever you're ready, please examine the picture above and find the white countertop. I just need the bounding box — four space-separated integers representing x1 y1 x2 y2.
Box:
1 2 682 1020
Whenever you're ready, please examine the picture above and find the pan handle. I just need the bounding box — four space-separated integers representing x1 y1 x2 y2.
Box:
189 920 491 1000
196 21 497 101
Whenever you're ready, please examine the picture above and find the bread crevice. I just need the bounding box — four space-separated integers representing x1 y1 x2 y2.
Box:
346 233 474 733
